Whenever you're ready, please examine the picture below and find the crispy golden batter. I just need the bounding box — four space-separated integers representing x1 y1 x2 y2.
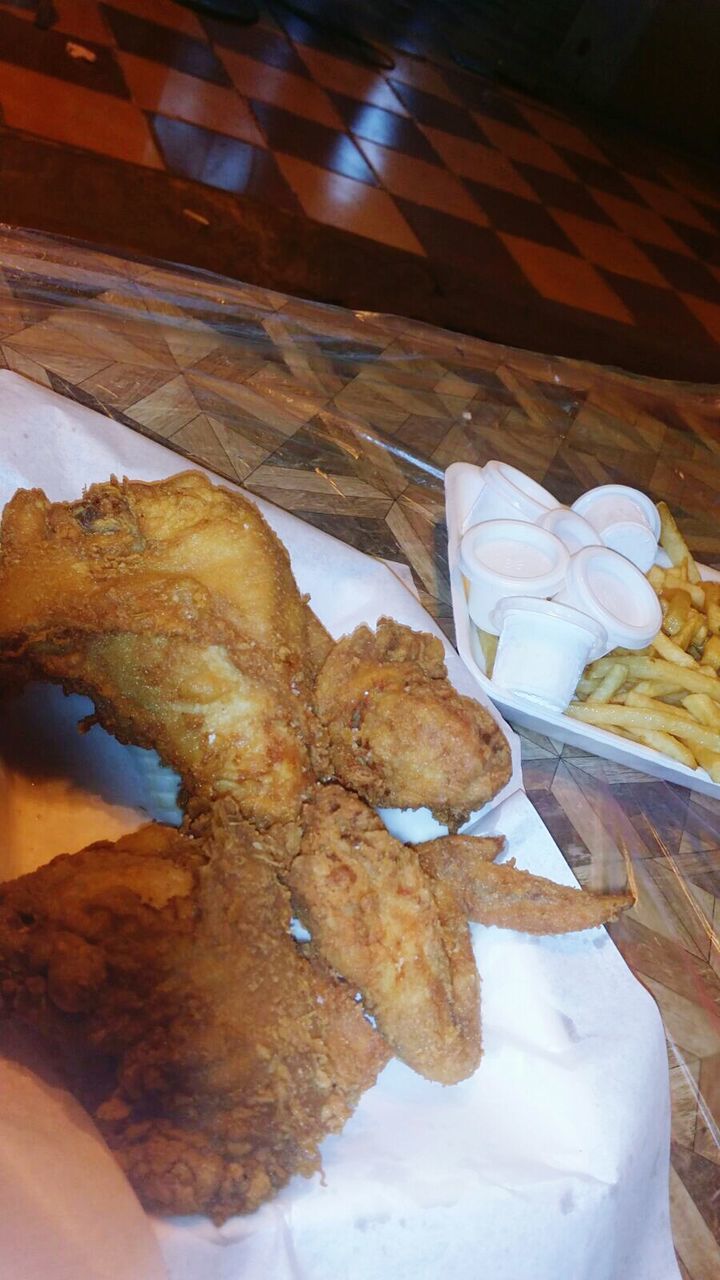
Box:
289 785 482 1085
417 835 634 933
289 790 634 1086
0 812 388 1222
0 473 333 834
314 618 512 828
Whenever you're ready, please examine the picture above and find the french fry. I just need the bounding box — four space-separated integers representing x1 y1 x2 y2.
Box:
476 627 498 677
681 693 720 729
633 729 696 769
662 570 705 607
634 679 684 697
587 662 627 704
689 620 708 653
693 746 720 782
624 691 670 711
658 501 700 581
704 583 720 634
661 588 692 637
611 656 720 700
675 610 703 651
575 677 600 700
567 700 720 754
651 630 699 668
701 635 720 670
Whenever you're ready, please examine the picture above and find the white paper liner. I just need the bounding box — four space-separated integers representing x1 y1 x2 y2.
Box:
0 372 679 1280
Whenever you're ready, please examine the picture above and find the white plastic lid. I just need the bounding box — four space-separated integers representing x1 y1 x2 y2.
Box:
460 519 569 593
555 545 662 650
601 520 658 573
572 484 661 540
538 506 601 555
484 460 560 518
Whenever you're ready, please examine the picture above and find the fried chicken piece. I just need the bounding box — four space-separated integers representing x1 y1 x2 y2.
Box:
314 618 512 829
0 473 333 834
288 785 482 1085
417 836 634 933
0 811 388 1222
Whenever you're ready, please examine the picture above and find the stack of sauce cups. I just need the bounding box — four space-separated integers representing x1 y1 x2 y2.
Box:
458 462 664 712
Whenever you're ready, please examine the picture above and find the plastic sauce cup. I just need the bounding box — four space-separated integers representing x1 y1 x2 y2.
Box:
553 544 663 654
460 519 569 635
538 506 601 555
490 597 607 711
463 459 561 530
571 484 660 572
598 520 658 572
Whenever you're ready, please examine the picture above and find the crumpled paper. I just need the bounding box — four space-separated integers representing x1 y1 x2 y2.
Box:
0 372 679 1280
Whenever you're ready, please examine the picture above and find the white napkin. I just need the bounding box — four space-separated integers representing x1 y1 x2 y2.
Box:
0 372 679 1280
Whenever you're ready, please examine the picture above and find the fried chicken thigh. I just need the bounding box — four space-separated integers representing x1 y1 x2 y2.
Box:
0 812 388 1222
314 618 512 828
0 473 332 835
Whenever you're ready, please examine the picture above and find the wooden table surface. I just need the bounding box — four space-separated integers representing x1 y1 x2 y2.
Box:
0 228 717 1278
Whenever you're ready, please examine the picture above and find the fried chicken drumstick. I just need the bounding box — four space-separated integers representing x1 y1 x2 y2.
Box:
0 811 389 1222
314 618 512 828
0 473 332 838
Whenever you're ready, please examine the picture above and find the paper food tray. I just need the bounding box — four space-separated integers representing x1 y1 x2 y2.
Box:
0 373 678 1280
446 460 720 797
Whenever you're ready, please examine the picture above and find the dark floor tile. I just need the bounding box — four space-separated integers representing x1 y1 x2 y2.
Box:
201 14 309 73
440 67 529 126
590 132 662 183
102 4 231 85
396 198 532 289
600 270 718 347
641 243 720 303
268 0 388 66
464 179 578 250
665 220 720 267
149 114 299 209
0 7 128 96
558 149 647 201
250 99 377 183
513 162 614 223
694 200 720 234
387 79 485 141
330 93 439 163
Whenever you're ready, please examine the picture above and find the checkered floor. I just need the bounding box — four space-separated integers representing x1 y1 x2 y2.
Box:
4 0 720 380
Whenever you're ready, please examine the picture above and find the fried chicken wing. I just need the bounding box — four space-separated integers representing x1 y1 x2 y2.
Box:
289 785 482 1085
288 788 634 1085
314 618 512 829
0 473 332 835
0 810 388 1222
417 835 634 933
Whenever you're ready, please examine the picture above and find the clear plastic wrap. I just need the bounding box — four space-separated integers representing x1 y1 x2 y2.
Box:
0 227 717 1276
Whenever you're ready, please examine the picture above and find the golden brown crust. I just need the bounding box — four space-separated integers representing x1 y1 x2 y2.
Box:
0 811 389 1222
288 785 482 1085
314 617 512 828
0 473 328 829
